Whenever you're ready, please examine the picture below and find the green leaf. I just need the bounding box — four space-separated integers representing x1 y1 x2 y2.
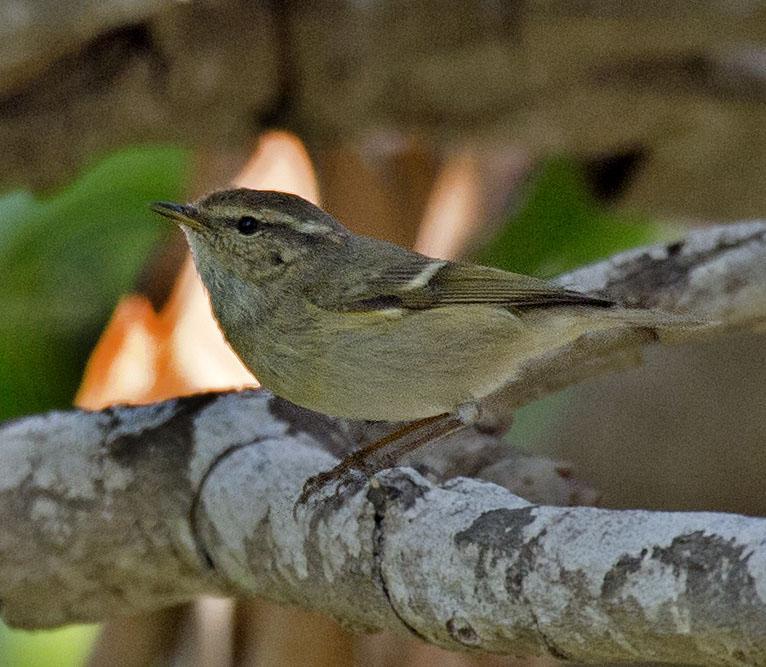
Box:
0 145 190 419
475 156 678 277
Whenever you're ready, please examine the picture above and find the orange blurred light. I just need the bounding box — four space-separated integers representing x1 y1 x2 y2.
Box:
236 130 320 203
76 130 320 408
415 150 481 259
415 145 530 260
76 296 162 409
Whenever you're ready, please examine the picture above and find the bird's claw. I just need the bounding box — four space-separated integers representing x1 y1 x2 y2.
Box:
296 465 368 507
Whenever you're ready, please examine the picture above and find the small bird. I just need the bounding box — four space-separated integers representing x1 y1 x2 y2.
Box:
152 189 694 496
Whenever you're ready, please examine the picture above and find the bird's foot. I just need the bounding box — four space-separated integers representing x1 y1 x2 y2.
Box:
297 460 369 506
295 413 465 507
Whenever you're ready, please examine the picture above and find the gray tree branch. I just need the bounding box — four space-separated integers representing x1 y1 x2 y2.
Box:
1 221 765 664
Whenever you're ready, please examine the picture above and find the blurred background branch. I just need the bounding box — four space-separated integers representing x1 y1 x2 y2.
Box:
0 1 764 220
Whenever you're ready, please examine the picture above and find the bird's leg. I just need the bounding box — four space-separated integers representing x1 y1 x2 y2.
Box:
366 414 465 472
297 413 464 505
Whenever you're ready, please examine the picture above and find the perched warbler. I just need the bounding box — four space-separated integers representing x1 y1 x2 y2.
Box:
152 189 694 427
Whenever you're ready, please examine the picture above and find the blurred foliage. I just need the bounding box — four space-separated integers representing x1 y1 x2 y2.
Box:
0 146 189 420
0 146 189 664
476 155 677 276
0 624 99 667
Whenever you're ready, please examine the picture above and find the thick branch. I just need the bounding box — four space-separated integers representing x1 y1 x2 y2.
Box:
1 393 766 664
1 221 765 663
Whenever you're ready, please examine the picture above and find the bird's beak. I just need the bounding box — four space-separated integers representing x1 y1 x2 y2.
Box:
150 201 204 231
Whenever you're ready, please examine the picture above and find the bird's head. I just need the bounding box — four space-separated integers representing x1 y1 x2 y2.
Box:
151 189 348 283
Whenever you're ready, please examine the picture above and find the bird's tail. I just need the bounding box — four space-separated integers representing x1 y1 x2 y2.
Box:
599 306 714 343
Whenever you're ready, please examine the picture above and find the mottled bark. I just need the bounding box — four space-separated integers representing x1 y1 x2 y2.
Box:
2 393 766 664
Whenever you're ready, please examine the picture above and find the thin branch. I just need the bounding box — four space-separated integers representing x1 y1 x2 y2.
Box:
483 220 766 425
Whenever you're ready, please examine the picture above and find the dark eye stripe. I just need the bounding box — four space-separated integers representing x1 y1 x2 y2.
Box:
237 216 260 235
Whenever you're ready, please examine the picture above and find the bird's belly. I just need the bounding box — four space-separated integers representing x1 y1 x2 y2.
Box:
290 306 534 421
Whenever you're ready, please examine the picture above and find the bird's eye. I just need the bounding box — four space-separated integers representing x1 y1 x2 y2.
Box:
237 216 260 235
